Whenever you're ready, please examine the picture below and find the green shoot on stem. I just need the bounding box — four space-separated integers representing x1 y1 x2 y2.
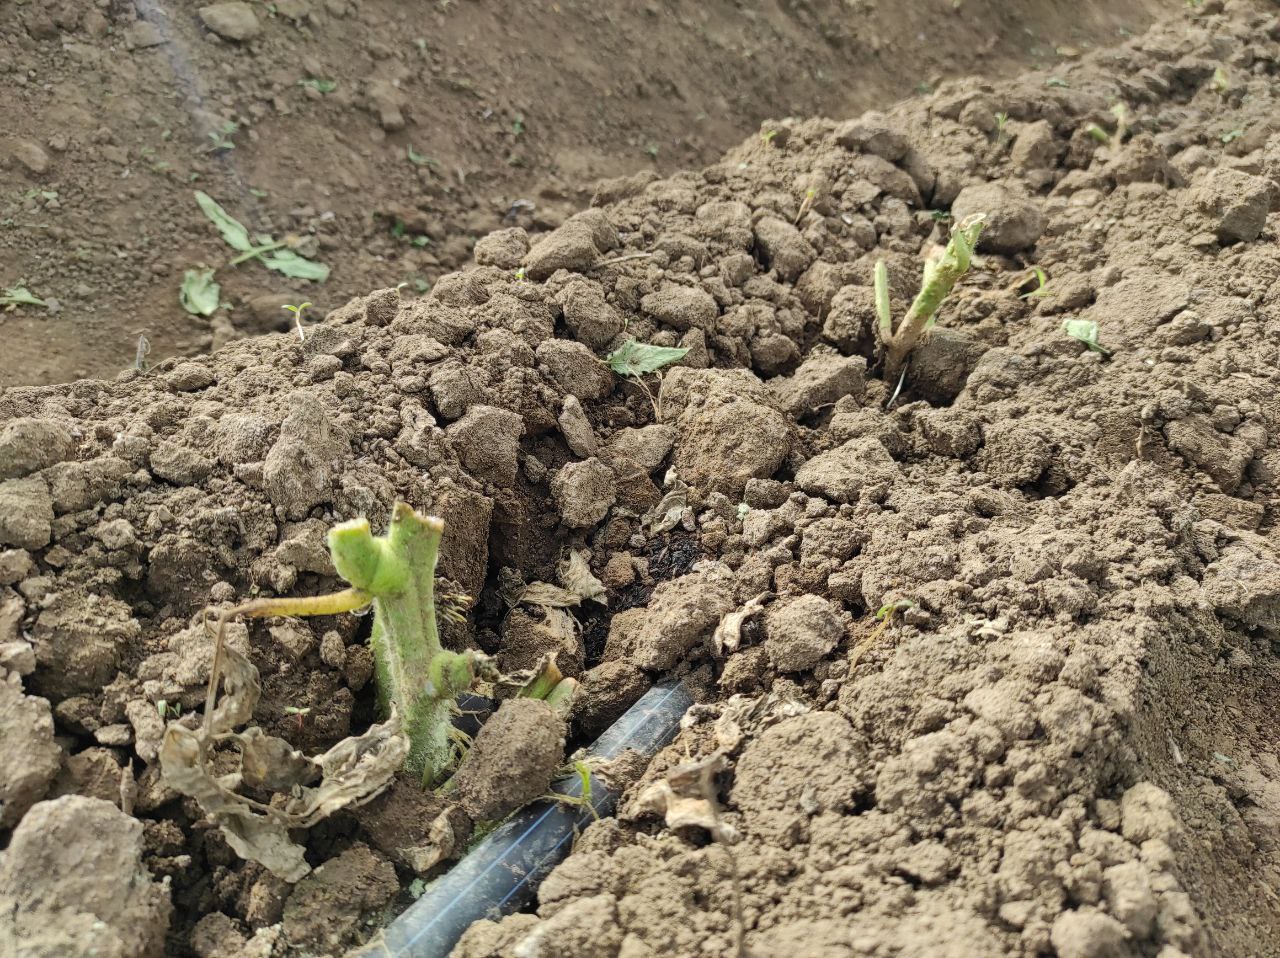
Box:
874 214 985 386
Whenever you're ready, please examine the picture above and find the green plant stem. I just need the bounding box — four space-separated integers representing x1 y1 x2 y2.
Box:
880 216 984 383
329 504 478 785
229 240 287 266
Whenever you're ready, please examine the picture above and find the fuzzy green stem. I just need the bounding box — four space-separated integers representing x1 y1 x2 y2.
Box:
881 215 985 383
329 503 469 785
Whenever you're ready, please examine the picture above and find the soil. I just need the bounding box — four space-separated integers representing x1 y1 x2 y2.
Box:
0 0 1164 387
3 1 1280 957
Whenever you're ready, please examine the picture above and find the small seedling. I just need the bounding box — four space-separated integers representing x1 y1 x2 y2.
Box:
195 191 330 282
993 111 1010 139
849 599 914 672
1019 266 1051 300
283 704 312 733
300 77 337 93
1211 66 1228 93
206 120 239 153
1085 124 1110 145
1221 128 1245 144
282 302 312 341
180 268 221 317
0 284 45 310
156 700 182 720
407 146 435 167
511 114 525 136
541 760 600 821
760 128 779 145
1044 77 1069 89
644 143 660 159
874 214 985 389
1062 318 1111 356
794 187 817 224
606 339 688 416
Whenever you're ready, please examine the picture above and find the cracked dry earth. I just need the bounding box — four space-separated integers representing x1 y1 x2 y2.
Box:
3 1 1280 957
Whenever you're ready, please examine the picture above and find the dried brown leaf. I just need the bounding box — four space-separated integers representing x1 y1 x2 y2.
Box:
518 582 583 609
557 549 607 605
712 593 767 656
160 640 409 882
238 727 318 792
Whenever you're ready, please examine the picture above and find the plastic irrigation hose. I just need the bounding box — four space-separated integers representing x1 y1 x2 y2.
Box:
357 681 694 958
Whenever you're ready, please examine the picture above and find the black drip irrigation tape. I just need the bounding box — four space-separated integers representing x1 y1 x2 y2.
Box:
356 681 694 958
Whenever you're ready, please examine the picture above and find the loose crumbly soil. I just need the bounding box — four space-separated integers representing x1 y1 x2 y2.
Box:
0 0 1162 387
4 1 1280 957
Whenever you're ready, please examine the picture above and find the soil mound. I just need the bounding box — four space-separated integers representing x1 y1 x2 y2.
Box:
2 1 1279 956
1 0 1160 386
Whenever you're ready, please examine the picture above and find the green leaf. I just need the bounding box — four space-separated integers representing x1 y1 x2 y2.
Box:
407 146 429 166
301 77 337 93
606 339 689 377
179 268 221 316
1 284 46 309
1061 318 1111 355
194 191 252 252
261 249 330 282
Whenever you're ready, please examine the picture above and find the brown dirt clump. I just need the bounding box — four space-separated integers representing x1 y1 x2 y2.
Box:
3 1 1280 956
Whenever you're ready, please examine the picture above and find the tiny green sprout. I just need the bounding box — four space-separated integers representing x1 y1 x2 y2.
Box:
541 760 600 821
794 187 817 224
283 704 312 732
1211 66 1228 93
1019 266 1051 300
282 302 312 341
1221 128 1245 144
994 111 1010 137
875 599 915 621
514 266 528 283
412 235 430 248
645 143 660 159
407 146 432 167
300 77 337 93
761 128 778 145
511 114 525 136
850 599 914 672
736 502 750 521
1044 77 1069 89
1 284 46 311
1086 124 1110 144
206 120 238 153
156 700 182 720
1061 318 1112 356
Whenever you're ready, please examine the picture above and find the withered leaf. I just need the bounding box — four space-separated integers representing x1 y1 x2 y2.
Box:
160 639 409 882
